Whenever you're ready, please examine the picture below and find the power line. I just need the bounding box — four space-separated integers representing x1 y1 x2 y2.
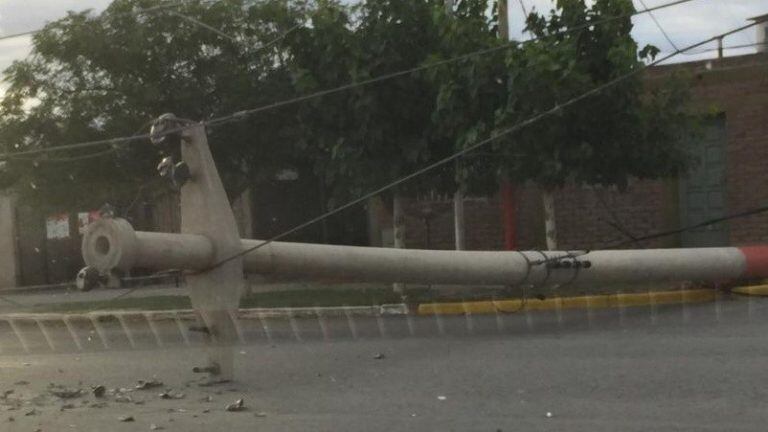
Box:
517 0 529 20
1 133 153 160
200 20 760 273
610 204 768 249
516 0 531 38
165 9 303 54
681 40 768 55
534 200 768 269
166 9 238 42
7 118 157 163
714 0 754 47
0 0 700 161
18 147 118 163
594 190 639 243
0 29 38 42
637 0 679 51
252 22 303 53
203 0 701 128
0 2 187 42
0 1 297 54
0 0 258 42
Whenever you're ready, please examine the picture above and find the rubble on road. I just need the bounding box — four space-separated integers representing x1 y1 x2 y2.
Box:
114 394 133 403
92 385 106 398
48 384 82 399
158 390 185 400
225 398 245 412
136 379 164 390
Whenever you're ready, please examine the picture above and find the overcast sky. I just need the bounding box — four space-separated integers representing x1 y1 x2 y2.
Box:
0 0 765 95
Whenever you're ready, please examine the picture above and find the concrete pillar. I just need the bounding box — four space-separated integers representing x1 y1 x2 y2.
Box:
0 193 18 288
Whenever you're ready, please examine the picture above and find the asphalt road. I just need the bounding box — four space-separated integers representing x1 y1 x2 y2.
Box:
1 296 768 431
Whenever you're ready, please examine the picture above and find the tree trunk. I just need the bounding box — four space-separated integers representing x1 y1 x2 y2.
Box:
542 189 557 250
446 0 465 252
392 191 406 294
453 189 466 250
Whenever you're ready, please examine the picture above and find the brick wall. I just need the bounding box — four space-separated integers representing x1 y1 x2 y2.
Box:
700 59 767 244
406 53 768 251
649 53 768 245
396 195 504 250
551 181 675 250
405 179 675 252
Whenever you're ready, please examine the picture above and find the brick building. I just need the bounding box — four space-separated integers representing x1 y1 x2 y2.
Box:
393 52 768 252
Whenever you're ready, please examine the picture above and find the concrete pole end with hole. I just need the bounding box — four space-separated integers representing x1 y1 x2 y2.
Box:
83 118 244 383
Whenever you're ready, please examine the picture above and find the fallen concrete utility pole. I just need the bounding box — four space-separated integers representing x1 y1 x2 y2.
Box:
80 114 768 382
84 218 768 287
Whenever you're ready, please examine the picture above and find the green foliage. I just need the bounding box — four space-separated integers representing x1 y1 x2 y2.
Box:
0 0 694 219
493 0 694 190
0 0 304 211
424 0 507 195
287 0 449 204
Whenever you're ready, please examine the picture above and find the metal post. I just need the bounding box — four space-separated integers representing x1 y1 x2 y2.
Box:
717 36 724 59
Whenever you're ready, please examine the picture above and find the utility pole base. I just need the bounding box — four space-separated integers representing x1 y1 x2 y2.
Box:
192 309 237 384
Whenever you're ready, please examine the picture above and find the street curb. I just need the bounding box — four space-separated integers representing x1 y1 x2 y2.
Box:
731 284 768 297
0 289 720 322
0 304 410 323
417 289 717 316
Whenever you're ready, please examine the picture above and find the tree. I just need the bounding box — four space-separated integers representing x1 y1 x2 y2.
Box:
491 0 694 249
0 0 693 257
288 0 451 201
287 0 454 292
287 0 500 234
425 0 509 249
0 0 304 213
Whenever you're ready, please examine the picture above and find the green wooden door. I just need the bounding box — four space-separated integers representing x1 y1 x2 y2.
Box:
679 115 729 247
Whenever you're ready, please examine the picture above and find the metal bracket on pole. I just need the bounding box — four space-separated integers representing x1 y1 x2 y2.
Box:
155 116 244 383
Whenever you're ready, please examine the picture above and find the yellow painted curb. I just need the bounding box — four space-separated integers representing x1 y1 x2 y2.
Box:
732 284 768 296
417 289 717 316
